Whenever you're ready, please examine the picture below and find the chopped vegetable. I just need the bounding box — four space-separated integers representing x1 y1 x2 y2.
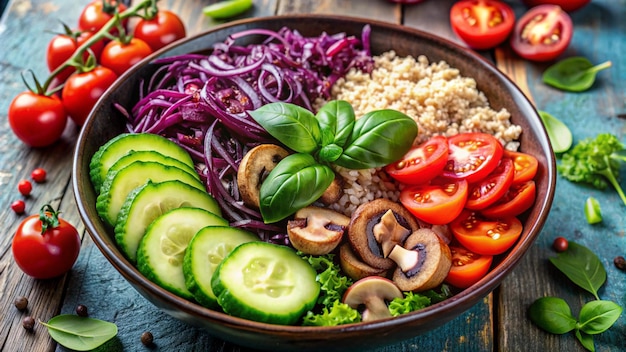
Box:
302 300 361 326
543 57 612 92
558 133 626 206
203 0 253 20
300 253 353 308
584 196 602 224
388 292 431 316
538 110 572 153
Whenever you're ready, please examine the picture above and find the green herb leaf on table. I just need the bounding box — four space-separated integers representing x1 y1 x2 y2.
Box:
584 197 603 224
529 297 577 334
40 315 118 351
575 330 596 352
538 110 572 153
549 242 607 300
543 57 612 92
577 300 623 335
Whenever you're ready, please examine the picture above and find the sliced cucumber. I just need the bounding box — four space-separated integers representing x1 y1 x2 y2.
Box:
108 150 199 183
89 133 195 192
96 160 205 226
183 226 260 309
211 242 320 325
137 208 228 300
115 180 222 263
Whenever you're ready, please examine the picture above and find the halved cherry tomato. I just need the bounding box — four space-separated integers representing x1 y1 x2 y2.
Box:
133 10 186 52
522 0 590 13
443 132 504 184
61 66 118 126
445 243 493 289
466 157 514 210
46 29 104 82
450 210 523 255
510 4 573 62
78 0 128 33
400 177 468 225
449 0 516 50
100 37 153 76
385 135 449 185
504 150 538 184
481 180 536 219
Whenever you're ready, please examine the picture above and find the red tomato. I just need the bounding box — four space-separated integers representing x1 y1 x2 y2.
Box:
400 177 468 225
31 168 47 183
100 38 153 76
12 205 81 279
510 5 573 62
62 66 118 126
481 180 536 219
385 135 449 185
443 132 504 184
522 0 590 12
504 150 538 184
445 243 493 289
133 10 186 51
449 0 516 50
78 0 128 33
8 91 68 147
18 180 33 196
46 29 104 82
11 200 26 215
465 157 514 210
450 210 523 255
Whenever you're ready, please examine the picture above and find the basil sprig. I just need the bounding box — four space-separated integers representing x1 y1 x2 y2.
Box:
40 314 118 351
248 100 418 223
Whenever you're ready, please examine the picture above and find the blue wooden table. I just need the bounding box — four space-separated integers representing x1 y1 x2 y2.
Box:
0 1 624 351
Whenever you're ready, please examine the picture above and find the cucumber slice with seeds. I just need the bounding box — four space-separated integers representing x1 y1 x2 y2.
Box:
90 133 194 192
137 208 228 300
108 150 199 183
115 180 221 263
96 160 205 226
183 226 260 309
211 242 320 325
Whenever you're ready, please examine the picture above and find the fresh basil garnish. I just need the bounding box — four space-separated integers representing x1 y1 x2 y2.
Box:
548 242 606 300
529 297 577 334
41 315 118 351
315 99 355 148
577 300 623 335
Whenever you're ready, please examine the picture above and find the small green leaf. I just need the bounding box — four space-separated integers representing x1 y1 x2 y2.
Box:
549 242 606 300
315 100 355 148
577 300 622 335
575 329 596 352
529 297 577 334
538 110 572 154
248 102 321 153
318 144 343 163
543 57 612 92
41 315 117 351
584 197 602 224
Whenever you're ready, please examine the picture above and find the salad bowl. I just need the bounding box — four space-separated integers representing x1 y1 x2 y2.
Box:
73 14 556 351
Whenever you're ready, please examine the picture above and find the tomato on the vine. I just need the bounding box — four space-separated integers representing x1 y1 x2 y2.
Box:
504 150 538 184
46 29 104 82
449 0 516 50
465 157 515 210
100 37 153 76
78 0 128 33
12 204 81 279
445 243 493 289
400 176 468 225
481 180 536 219
522 0 590 13
510 4 573 62
385 135 449 185
450 210 523 255
133 9 186 51
443 132 504 183
8 91 68 148
61 66 118 126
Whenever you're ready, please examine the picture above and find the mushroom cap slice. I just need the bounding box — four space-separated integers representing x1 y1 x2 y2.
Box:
342 276 403 322
391 228 452 292
348 198 419 270
318 174 344 205
287 206 350 255
339 243 390 281
237 144 289 208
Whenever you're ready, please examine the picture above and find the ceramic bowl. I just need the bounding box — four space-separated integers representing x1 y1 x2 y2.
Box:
73 15 556 352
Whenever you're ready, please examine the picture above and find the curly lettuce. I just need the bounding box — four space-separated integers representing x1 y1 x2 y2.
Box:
302 299 361 326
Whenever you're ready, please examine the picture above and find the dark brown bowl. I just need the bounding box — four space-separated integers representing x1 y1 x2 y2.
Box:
73 15 556 352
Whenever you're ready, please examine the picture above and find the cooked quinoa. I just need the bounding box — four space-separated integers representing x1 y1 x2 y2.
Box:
325 51 523 217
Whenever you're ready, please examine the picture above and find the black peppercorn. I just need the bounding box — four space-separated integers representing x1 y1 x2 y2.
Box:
22 316 35 330
614 256 626 271
14 296 28 311
76 304 89 317
141 331 154 346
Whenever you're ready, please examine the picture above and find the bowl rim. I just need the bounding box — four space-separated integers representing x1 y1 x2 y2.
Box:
73 13 556 336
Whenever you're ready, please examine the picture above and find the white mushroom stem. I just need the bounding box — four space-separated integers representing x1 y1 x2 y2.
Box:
373 210 410 257
342 276 403 322
388 245 420 273
361 297 393 322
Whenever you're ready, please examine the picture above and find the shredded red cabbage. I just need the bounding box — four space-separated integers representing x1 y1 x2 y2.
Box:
121 25 373 241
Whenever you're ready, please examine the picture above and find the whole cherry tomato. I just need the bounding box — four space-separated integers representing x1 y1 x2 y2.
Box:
12 204 81 279
8 91 68 147
61 66 118 126
510 4 573 62
46 28 104 82
133 10 186 51
522 0 590 12
100 37 153 76
449 0 516 50
78 0 128 33
385 135 449 185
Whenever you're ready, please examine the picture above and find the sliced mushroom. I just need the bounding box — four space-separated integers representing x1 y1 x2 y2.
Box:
389 228 452 292
339 243 390 281
348 199 419 270
287 206 350 255
318 174 344 205
237 144 289 208
342 276 403 322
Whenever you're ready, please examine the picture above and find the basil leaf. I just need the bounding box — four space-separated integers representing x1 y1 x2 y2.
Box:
549 242 607 300
248 102 321 153
538 110 572 154
315 100 355 147
335 109 417 169
41 315 118 351
529 297 577 334
575 330 596 352
319 144 343 163
542 57 612 92
259 153 334 223
577 300 623 335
